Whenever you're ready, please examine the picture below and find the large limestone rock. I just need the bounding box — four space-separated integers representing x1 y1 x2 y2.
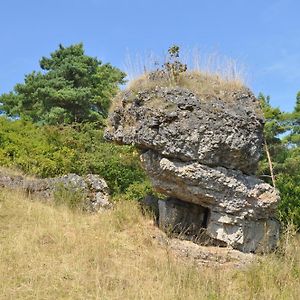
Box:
141 151 279 219
142 150 280 252
106 82 280 253
105 87 264 174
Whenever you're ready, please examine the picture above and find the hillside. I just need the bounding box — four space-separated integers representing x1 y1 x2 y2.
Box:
1 189 300 299
0 43 299 299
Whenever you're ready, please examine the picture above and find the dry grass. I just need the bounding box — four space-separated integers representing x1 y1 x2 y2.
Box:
123 48 247 99
109 69 247 118
1 189 300 299
127 71 246 100
109 50 251 118
124 48 247 84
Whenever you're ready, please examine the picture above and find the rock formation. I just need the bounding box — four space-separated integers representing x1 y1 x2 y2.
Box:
0 172 111 211
105 79 280 253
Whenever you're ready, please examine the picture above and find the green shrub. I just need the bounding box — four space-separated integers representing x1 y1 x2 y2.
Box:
0 117 146 196
124 180 153 201
277 174 300 228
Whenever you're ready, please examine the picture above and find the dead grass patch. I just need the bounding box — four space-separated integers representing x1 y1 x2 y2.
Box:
1 189 299 299
128 70 246 100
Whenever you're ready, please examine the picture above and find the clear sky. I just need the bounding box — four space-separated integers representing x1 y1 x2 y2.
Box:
1 0 299 111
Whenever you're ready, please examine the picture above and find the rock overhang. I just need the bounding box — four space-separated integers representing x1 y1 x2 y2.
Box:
105 79 280 253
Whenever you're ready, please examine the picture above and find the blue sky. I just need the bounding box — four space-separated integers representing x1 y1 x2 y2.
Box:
1 0 299 111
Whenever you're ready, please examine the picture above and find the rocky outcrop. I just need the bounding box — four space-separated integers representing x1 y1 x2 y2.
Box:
0 172 111 211
142 150 279 252
141 151 279 219
106 83 280 253
105 87 264 174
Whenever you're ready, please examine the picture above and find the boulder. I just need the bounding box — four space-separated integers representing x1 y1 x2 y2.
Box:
106 81 280 253
141 150 279 219
105 87 264 174
142 150 280 252
27 174 111 211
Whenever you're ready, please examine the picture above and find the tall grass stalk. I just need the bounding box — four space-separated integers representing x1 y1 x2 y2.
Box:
123 47 247 87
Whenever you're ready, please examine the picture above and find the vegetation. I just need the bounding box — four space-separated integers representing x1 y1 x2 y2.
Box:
1 189 300 299
0 44 126 125
0 117 146 196
0 43 300 299
161 45 187 83
258 93 300 228
125 46 245 101
112 46 247 118
53 182 86 210
127 70 245 102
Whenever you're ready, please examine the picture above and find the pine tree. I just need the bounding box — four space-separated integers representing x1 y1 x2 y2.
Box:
0 44 126 125
258 92 300 227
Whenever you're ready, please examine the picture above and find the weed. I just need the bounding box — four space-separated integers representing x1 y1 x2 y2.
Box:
53 183 86 210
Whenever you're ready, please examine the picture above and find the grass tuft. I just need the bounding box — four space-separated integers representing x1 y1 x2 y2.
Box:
127 70 246 100
123 48 247 98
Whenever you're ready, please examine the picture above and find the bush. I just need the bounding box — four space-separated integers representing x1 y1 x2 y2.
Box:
0 117 146 196
277 174 300 228
123 180 153 201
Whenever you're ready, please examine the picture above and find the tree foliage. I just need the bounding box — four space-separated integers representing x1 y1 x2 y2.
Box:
258 93 300 228
0 44 126 125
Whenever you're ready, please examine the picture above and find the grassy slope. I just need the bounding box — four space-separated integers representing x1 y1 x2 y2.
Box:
1 189 300 300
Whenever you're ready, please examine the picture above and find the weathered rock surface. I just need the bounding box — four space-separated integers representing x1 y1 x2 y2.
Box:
141 150 279 219
151 223 256 268
0 172 111 211
105 87 264 174
142 150 280 252
167 238 256 268
106 84 280 253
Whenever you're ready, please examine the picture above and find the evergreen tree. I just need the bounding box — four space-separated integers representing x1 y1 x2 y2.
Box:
0 44 126 125
258 93 300 227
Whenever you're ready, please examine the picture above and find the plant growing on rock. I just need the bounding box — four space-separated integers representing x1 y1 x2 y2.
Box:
163 45 187 83
126 46 245 99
